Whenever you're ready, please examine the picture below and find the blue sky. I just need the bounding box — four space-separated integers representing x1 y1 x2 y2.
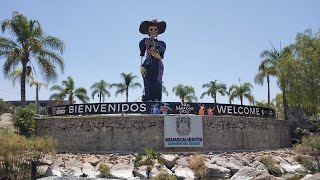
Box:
0 0 319 104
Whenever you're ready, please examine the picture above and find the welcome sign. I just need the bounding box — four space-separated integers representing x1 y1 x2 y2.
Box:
164 115 203 147
47 102 275 118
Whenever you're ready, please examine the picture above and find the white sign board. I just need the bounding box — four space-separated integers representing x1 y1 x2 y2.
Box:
164 115 203 147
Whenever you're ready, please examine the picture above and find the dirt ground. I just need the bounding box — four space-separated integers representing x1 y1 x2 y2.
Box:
0 113 15 131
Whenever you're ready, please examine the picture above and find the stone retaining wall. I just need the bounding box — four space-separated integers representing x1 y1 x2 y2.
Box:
35 115 291 153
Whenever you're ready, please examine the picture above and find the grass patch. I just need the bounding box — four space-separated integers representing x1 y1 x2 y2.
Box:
188 154 208 179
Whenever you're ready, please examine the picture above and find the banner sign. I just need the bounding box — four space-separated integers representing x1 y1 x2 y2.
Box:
47 102 275 118
164 115 203 147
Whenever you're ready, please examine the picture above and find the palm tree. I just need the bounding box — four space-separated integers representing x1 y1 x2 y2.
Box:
0 12 64 107
50 76 89 104
8 68 33 87
259 44 292 120
255 53 277 108
229 82 254 105
172 84 197 102
91 80 111 103
225 87 233 104
200 80 226 104
30 80 47 114
111 73 141 102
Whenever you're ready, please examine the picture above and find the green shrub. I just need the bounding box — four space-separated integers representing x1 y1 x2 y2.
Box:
0 99 11 115
260 155 282 175
188 155 208 179
294 135 320 171
14 106 35 137
0 130 56 180
151 170 177 180
295 154 317 171
98 163 111 178
133 154 143 167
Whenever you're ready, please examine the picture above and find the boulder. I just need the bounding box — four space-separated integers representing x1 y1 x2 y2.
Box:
82 162 96 178
64 158 83 169
52 157 64 167
85 155 101 166
279 162 303 173
301 173 320 180
231 167 266 180
38 165 49 177
44 166 62 177
176 156 189 167
160 154 177 169
288 106 317 132
254 171 277 180
206 163 231 178
252 161 267 171
174 166 195 179
110 163 134 179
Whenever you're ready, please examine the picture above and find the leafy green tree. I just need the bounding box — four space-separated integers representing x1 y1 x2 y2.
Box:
50 76 89 104
230 82 254 105
283 29 320 117
30 80 47 114
111 73 141 102
272 93 284 119
200 80 226 104
91 80 111 103
0 11 64 107
172 84 197 102
255 58 277 108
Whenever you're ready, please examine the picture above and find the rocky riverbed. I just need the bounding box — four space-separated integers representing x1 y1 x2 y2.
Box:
37 148 320 180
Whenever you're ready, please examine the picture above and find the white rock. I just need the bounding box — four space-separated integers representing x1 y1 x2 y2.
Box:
161 154 177 169
85 155 101 166
82 162 96 178
279 162 296 173
174 166 195 179
110 163 134 179
231 167 262 180
206 163 231 178
176 157 189 167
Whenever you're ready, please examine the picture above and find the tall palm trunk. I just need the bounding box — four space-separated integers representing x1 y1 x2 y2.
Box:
126 89 128 102
282 89 288 120
21 60 27 107
267 76 270 108
36 85 39 114
214 93 217 105
69 92 73 105
99 91 102 103
240 96 243 105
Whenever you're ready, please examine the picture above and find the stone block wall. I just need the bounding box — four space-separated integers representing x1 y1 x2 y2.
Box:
35 115 291 153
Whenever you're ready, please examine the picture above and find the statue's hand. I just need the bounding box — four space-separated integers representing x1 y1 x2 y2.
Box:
140 66 147 77
150 47 162 60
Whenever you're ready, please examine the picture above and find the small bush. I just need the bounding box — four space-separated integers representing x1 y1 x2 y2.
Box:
260 155 282 175
295 154 317 171
98 163 111 178
0 99 12 115
295 135 320 171
188 155 208 179
0 130 56 180
14 106 35 137
152 170 177 180
133 154 144 167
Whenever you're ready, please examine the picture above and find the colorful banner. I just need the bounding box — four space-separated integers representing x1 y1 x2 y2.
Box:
47 102 275 118
164 115 203 147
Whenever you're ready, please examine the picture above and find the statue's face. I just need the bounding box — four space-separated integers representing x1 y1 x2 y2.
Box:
148 26 158 37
